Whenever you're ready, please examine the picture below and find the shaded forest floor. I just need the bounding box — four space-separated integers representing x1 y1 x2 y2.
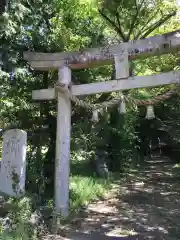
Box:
55 157 180 240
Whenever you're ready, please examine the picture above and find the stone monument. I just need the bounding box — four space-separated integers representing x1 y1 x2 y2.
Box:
0 129 27 196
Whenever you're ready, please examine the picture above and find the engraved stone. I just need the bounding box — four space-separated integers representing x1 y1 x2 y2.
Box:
0 129 27 196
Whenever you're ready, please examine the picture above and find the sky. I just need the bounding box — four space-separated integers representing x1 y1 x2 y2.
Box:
176 0 180 15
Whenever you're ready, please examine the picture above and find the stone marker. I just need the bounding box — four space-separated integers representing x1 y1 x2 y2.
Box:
0 129 27 197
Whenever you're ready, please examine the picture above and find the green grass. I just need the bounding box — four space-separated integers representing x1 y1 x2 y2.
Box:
0 154 114 239
0 162 113 239
68 155 113 215
70 175 110 214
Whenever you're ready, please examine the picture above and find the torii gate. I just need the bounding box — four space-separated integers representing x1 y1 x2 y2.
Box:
24 30 180 217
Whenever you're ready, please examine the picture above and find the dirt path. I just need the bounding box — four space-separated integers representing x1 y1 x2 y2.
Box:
51 159 180 240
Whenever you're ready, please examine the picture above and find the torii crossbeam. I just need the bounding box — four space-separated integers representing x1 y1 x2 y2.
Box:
24 29 180 217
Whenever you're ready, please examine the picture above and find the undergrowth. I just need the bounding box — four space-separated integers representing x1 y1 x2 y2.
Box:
0 174 112 239
70 175 110 214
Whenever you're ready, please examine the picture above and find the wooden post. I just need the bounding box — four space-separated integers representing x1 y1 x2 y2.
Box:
114 51 129 79
115 52 129 114
55 65 71 217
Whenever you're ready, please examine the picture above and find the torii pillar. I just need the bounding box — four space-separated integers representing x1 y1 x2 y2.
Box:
54 65 71 217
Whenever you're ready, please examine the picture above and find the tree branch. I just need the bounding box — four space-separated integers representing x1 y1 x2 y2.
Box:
140 11 176 39
115 12 127 41
98 8 126 41
127 0 146 40
135 10 160 39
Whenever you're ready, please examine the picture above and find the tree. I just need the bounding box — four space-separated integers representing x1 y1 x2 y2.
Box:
98 0 177 41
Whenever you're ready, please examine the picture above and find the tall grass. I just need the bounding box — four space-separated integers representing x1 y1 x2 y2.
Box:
70 175 110 214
